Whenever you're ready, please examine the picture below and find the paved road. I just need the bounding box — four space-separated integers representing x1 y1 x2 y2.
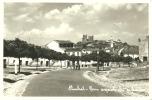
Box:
22 68 122 96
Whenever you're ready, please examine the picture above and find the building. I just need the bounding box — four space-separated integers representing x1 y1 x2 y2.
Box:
88 36 94 42
121 45 139 59
82 48 99 54
82 35 94 43
65 48 82 56
46 40 74 53
138 36 149 62
3 57 51 67
46 40 84 67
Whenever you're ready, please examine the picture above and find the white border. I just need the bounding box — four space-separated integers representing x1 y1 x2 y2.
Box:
1 0 151 100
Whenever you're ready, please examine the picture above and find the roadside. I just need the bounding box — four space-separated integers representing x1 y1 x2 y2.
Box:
83 66 149 97
3 66 63 96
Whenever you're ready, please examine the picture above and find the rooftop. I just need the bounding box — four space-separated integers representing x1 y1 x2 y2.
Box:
65 48 81 52
122 45 139 54
55 40 74 44
83 48 99 51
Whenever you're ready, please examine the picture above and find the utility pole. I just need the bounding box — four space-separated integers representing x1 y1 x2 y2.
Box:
96 51 99 73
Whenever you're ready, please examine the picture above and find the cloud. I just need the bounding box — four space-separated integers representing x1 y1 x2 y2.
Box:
19 6 38 13
26 18 34 23
4 25 12 39
13 13 29 21
13 13 34 23
44 4 83 22
30 29 42 34
44 9 60 19
13 23 75 45
113 22 128 29
44 23 73 35
4 3 148 46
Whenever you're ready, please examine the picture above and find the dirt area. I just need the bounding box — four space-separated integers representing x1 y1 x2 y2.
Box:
84 67 149 97
3 66 62 96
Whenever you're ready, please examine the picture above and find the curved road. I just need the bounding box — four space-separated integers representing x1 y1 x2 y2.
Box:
22 68 122 96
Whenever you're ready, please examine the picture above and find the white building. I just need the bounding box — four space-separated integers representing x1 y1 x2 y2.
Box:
82 48 99 54
121 45 139 59
65 48 82 56
46 40 74 53
3 57 50 67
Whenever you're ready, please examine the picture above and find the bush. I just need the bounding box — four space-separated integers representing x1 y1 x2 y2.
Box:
92 63 104 66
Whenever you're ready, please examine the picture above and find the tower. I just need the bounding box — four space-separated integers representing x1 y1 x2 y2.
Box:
110 36 113 48
88 35 94 42
82 35 87 43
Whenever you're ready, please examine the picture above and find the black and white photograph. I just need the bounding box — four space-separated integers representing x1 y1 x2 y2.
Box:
3 2 149 98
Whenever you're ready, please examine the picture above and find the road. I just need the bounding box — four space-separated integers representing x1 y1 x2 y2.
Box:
22 68 122 96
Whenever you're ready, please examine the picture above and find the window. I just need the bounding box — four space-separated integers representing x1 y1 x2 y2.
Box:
25 61 28 66
41 61 43 66
77 52 79 56
46 61 49 66
143 56 147 62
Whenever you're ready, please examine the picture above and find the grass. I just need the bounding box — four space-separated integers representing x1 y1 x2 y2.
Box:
106 67 149 80
89 66 149 96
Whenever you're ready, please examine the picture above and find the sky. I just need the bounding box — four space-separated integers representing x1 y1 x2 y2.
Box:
4 3 148 46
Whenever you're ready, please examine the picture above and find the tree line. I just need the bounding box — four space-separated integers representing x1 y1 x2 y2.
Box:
4 38 134 73
4 38 69 72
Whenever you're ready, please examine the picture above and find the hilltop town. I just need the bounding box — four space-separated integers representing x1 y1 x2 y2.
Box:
3 34 149 96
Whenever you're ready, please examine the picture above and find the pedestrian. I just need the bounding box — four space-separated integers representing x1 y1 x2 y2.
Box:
14 60 18 75
78 63 80 70
76 63 80 70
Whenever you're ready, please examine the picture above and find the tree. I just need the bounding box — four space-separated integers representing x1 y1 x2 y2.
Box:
112 55 124 67
28 45 40 72
56 52 64 68
124 56 133 67
68 55 80 69
12 38 30 73
45 49 54 68
81 54 90 67
98 51 111 70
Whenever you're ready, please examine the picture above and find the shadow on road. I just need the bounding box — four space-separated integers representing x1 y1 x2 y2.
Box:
35 73 41 74
9 72 32 75
3 78 17 83
40 69 47 72
122 78 149 82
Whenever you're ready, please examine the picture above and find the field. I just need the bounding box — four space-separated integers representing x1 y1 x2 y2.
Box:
106 67 149 81
88 66 149 96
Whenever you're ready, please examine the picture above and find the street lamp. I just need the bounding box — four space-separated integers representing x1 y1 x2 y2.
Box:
96 51 99 73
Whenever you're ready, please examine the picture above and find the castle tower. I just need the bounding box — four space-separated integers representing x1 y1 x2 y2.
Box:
88 35 94 42
82 35 87 43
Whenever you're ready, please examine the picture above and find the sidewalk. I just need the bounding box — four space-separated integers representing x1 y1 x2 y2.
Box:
3 66 63 96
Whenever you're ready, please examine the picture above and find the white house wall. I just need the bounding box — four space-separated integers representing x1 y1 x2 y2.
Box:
3 57 52 67
124 54 139 59
47 41 65 53
4 57 33 66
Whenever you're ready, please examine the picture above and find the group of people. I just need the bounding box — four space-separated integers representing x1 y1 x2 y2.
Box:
68 62 80 70
75 63 80 70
